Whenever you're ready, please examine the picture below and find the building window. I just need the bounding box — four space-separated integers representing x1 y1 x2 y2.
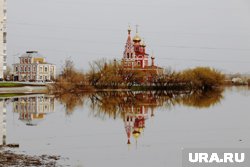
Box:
21 67 23 71
24 67 27 72
40 76 42 80
16 67 18 72
33 66 36 71
45 67 48 72
28 67 31 71
40 67 43 72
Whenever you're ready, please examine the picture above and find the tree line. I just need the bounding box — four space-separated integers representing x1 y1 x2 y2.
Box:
52 58 225 93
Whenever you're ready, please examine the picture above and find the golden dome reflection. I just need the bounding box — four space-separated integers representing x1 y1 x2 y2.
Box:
132 131 141 139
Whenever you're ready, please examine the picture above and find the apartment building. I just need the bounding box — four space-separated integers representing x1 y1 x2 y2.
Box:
0 0 7 79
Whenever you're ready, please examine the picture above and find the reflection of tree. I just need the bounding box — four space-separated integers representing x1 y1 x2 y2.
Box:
89 92 126 119
178 89 224 108
57 89 224 116
56 93 87 114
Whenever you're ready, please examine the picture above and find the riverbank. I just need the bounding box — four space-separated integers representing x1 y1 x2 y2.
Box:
0 86 48 94
0 149 60 167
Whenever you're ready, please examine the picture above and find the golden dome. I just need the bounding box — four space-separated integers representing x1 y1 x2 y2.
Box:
133 34 141 42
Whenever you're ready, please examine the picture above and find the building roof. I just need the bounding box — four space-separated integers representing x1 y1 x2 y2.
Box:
20 51 45 58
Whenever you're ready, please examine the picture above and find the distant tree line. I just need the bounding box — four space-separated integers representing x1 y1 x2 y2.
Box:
52 58 225 93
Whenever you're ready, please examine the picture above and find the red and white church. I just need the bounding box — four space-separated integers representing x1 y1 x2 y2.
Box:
122 26 163 74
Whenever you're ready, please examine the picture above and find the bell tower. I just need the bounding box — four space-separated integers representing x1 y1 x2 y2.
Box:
122 26 135 68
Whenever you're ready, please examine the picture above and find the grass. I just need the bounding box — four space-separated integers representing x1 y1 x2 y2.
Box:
0 82 25 87
0 93 26 98
0 82 45 87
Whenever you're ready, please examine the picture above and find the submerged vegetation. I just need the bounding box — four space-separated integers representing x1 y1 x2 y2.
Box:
53 59 225 93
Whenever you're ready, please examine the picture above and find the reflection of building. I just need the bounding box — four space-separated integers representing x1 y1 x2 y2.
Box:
124 107 148 145
13 51 56 81
0 0 7 79
123 92 158 145
13 95 55 126
0 100 7 145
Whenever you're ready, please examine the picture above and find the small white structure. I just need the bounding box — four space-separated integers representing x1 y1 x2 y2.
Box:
232 77 243 84
231 77 247 85
13 51 56 82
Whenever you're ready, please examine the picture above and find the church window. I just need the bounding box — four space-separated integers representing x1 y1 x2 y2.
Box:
127 53 129 58
137 108 140 113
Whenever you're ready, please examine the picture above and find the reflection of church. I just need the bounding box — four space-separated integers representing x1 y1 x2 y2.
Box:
0 100 6 146
13 95 55 126
123 92 159 145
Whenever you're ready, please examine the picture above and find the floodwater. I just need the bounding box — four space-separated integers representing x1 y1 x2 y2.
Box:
1 86 250 167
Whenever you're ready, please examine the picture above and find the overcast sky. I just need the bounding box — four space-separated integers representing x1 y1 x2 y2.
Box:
7 0 250 73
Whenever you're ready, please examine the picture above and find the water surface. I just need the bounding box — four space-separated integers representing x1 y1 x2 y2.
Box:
1 87 250 167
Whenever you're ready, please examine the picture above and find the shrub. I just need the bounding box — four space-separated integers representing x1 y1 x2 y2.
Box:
181 67 225 90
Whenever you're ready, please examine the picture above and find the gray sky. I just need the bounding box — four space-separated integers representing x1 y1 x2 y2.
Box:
7 0 250 73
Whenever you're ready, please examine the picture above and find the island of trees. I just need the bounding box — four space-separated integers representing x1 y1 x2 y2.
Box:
52 59 225 93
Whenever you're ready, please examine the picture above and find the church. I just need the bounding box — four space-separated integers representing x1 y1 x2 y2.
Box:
122 26 163 75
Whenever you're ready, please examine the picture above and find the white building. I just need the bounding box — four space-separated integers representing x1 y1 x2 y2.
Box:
0 0 7 79
13 51 56 81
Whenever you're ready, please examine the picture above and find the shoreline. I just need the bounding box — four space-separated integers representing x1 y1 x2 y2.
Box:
0 148 60 167
0 84 248 95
